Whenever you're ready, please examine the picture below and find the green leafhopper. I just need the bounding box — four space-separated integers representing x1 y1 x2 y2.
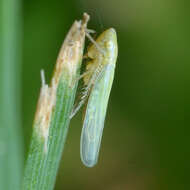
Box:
80 28 118 167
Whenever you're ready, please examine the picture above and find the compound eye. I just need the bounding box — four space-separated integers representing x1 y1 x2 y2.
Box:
106 41 114 52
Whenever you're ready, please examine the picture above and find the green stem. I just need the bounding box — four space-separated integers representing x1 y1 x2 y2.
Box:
22 13 89 190
0 0 23 189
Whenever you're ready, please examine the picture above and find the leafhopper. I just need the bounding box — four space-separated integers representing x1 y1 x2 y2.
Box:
81 28 118 167
71 28 118 167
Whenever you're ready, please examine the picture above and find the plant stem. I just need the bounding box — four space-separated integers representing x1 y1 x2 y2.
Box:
0 0 23 189
22 13 89 190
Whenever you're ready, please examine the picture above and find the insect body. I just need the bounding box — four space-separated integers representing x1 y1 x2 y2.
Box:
80 28 118 167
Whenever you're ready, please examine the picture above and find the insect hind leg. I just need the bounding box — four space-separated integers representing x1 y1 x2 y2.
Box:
70 82 92 119
70 63 105 119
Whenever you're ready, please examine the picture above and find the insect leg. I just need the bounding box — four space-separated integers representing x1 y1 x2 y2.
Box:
70 63 104 119
70 81 92 119
85 30 105 55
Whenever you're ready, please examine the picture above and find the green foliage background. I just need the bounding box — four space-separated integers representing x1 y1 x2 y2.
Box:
22 0 187 189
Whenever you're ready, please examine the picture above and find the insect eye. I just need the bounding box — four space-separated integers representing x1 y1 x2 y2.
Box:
106 41 114 51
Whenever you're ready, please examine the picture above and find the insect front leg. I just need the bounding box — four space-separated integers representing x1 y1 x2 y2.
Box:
85 30 105 56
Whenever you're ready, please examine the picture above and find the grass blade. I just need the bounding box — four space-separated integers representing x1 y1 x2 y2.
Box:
0 0 23 189
22 13 89 190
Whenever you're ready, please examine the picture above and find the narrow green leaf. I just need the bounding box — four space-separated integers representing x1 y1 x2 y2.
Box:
22 13 89 190
0 0 23 189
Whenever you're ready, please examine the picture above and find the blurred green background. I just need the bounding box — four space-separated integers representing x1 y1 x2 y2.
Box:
22 0 186 189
